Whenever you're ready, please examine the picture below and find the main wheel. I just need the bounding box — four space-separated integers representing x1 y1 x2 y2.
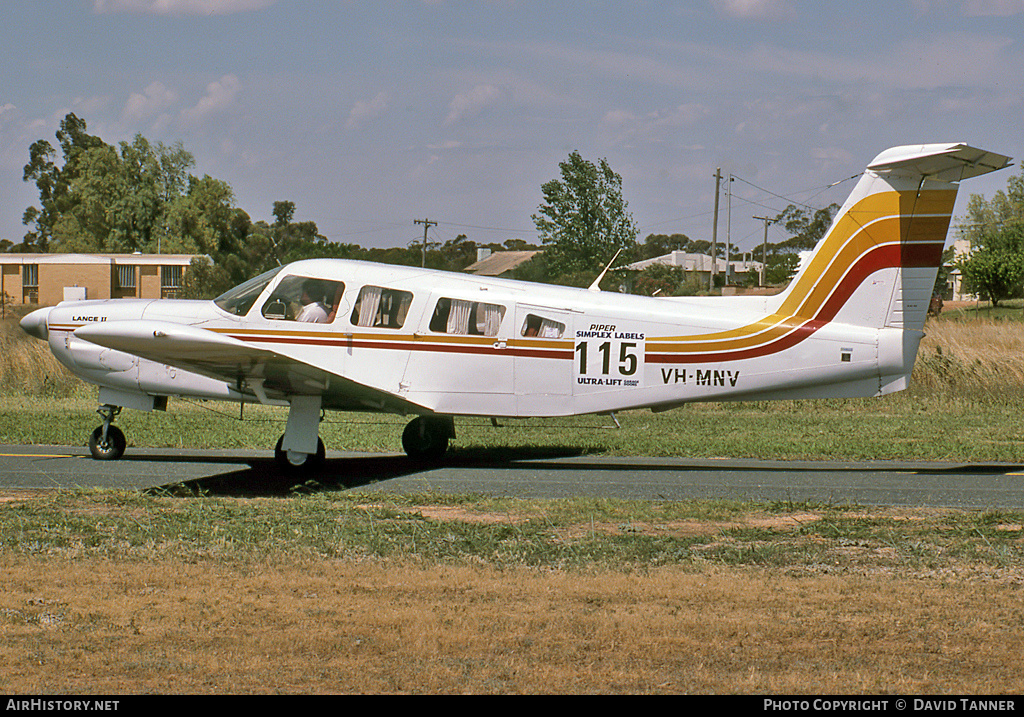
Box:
88 425 126 461
274 435 326 472
402 416 451 462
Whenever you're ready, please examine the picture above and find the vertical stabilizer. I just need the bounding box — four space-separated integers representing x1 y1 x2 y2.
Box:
767 143 1011 332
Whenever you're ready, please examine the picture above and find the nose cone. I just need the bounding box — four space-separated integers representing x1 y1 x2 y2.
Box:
19 307 51 341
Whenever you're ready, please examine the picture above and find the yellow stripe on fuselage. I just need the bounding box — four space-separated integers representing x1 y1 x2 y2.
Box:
647 189 956 355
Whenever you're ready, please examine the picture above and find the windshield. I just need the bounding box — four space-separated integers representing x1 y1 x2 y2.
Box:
213 267 284 316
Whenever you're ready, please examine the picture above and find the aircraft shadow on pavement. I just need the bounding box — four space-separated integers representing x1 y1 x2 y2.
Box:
132 446 1024 499
142 445 593 498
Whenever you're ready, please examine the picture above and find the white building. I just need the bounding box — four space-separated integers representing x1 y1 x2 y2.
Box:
621 250 765 285
947 237 976 301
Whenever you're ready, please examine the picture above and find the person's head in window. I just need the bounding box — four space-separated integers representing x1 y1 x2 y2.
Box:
297 280 329 323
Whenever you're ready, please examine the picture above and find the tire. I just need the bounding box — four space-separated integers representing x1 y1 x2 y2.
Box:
274 435 326 472
402 416 451 462
88 425 126 461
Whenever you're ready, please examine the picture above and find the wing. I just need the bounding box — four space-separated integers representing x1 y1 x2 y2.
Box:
73 320 422 413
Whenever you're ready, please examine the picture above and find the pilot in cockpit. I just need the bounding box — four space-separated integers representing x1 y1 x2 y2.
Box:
297 280 330 323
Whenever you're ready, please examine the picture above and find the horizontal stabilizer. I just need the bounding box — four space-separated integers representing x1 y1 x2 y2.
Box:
868 143 1012 181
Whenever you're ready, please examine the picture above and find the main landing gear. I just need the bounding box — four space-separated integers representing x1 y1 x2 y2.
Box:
273 415 455 472
82 398 456 472
273 393 454 472
402 415 455 463
88 404 127 461
274 435 326 472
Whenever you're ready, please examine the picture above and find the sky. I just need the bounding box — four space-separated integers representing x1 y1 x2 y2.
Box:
2 0 1023 259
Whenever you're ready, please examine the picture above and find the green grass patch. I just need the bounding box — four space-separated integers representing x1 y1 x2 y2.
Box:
3 390 1024 462
3 490 1022 574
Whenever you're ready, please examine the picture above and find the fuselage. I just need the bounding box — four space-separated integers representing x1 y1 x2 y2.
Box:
28 256 913 419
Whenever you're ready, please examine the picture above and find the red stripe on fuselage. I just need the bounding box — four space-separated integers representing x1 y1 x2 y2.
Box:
230 333 573 360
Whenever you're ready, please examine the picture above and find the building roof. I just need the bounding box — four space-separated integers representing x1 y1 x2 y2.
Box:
464 250 541 276
0 253 204 266
621 250 762 274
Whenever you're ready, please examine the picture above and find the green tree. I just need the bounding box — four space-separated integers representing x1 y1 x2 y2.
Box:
20 114 254 268
772 203 839 253
955 172 1024 306
22 113 106 251
640 233 691 259
532 151 638 281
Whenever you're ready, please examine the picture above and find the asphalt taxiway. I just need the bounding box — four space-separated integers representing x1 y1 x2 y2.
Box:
2 444 1024 508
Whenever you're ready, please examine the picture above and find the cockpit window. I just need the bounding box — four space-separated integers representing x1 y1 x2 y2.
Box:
214 267 283 316
260 275 346 323
350 286 413 328
429 298 506 336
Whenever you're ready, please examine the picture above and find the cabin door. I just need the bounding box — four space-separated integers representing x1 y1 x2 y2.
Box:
400 292 515 415
513 305 573 416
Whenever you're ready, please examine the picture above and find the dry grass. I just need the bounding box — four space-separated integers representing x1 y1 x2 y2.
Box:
4 554 1024 694
0 309 80 397
3 493 1024 695
913 318 1024 401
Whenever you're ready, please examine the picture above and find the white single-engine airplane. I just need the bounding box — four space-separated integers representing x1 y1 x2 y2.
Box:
20 143 1011 470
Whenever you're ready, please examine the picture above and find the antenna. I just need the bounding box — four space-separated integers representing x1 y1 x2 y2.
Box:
588 248 623 292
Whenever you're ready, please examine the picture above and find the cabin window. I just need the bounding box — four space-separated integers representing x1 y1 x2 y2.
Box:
521 313 565 338
350 285 413 328
260 275 346 323
429 298 506 336
214 267 283 316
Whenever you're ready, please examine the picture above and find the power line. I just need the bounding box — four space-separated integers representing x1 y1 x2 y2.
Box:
731 172 861 213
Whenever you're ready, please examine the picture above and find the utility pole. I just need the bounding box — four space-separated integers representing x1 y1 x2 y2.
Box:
710 169 721 291
753 215 775 287
414 218 437 268
726 174 734 285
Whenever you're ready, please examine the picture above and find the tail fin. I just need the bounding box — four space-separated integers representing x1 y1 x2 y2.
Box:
769 143 1011 331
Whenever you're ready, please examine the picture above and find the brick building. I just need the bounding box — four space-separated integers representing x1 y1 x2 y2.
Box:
0 253 204 307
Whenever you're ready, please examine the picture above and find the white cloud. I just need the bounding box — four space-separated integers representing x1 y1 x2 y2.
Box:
122 81 178 125
93 0 275 15
602 103 711 146
444 84 501 126
346 91 390 130
710 0 794 19
180 74 240 127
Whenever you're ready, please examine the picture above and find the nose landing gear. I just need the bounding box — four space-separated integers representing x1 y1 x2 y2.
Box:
88 404 126 460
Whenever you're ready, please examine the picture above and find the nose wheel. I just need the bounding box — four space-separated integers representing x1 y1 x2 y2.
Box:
88 405 126 460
